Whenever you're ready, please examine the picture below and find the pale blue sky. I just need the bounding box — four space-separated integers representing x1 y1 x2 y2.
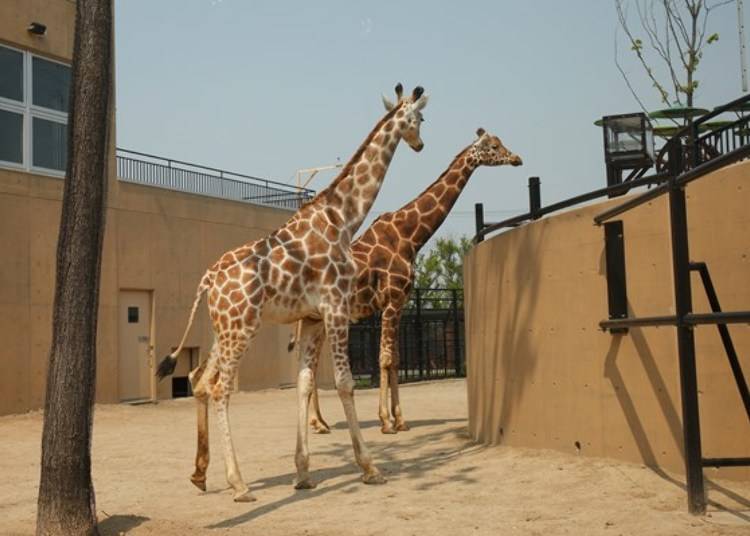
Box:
115 1 746 243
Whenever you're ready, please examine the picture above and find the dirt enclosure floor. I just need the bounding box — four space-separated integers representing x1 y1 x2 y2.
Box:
1 379 748 535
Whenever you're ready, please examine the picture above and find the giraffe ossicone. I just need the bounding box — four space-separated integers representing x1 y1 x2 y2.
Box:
297 127 522 435
156 83 430 502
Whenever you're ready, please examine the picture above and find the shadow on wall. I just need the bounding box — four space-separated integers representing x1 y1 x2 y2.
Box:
603 326 684 468
468 222 547 445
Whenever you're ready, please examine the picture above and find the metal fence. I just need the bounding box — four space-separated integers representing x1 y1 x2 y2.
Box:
348 288 464 386
116 148 315 210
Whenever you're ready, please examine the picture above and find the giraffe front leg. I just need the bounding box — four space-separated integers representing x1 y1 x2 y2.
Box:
325 306 385 485
389 365 409 431
386 308 408 432
294 319 325 489
213 335 256 503
378 306 400 434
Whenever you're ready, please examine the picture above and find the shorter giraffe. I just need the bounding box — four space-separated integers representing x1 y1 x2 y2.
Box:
291 128 522 433
156 84 429 502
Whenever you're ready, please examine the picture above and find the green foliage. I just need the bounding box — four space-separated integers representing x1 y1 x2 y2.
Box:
707 33 720 45
413 235 473 290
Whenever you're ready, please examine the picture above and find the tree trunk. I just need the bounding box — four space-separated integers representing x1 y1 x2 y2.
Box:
36 1 112 535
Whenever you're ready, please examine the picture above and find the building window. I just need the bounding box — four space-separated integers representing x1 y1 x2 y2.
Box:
0 44 70 176
128 307 139 323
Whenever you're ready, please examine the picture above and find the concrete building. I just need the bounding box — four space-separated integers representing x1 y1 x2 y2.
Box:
0 0 308 415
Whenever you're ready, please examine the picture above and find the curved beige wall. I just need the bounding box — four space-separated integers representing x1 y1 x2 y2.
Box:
464 160 750 480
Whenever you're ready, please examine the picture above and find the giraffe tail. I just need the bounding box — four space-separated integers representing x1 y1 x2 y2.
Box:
287 320 302 353
156 272 212 380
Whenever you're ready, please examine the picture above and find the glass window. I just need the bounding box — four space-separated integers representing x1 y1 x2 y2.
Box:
0 46 23 102
128 307 139 323
32 57 70 113
33 117 67 171
0 109 23 164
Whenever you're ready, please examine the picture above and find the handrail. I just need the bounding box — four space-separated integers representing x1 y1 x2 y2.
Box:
117 148 313 193
594 143 750 225
475 171 669 241
116 148 315 210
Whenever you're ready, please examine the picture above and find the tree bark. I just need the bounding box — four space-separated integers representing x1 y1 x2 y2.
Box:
36 1 112 535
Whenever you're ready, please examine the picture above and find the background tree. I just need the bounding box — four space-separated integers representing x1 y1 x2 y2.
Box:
412 236 473 308
36 1 113 534
615 0 734 110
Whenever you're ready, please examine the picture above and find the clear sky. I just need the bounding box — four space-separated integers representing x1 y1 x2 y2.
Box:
115 0 746 244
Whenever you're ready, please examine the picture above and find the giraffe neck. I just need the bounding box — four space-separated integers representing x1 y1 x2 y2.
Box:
310 108 402 241
397 146 477 250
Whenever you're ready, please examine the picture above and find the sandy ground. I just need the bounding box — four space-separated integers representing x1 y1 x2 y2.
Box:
1 379 748 536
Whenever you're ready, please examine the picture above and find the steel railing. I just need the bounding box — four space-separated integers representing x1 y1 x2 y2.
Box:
116 148 315 210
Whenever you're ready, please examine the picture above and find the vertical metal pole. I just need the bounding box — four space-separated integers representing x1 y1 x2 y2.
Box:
528 176 541 219
451 288 461 376
475 203 485 243
739 0 748 92
669 179 706 515
415 289 424 379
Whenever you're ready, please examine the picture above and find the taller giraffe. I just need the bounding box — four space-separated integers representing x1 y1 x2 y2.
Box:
156 84 430 502
294 128 521 434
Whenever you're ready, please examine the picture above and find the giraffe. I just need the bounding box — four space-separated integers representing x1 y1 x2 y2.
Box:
292 128 522 434
155 83 430 502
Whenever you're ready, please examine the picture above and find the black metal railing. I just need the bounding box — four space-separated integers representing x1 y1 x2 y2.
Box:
348 288 464 386
116 148 315 210
595 142 750 515
475 94 750 243
654 94 750 175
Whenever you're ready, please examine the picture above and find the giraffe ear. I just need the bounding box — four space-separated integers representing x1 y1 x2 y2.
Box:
414 93 429 111
382 94 395 111
476 128 486 138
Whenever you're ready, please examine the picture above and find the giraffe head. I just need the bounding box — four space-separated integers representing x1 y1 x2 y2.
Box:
470 128 523 167
382 83 429 152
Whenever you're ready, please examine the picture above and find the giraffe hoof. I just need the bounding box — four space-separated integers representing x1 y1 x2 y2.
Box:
380 425 397 435
395 421 410 432
190 476 206 491
312 423 331 434
294 479 317 490
233 490 257 503
362 471 387 485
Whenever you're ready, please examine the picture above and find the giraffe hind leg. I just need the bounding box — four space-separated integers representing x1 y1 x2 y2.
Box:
309 375 331 434
188 356 214 491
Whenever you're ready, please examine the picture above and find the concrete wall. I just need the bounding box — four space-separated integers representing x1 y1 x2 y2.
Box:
464 161 750 480
0 169 298 415
0 0 298 415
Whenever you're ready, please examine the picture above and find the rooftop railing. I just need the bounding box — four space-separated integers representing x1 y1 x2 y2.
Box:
116 148 315 210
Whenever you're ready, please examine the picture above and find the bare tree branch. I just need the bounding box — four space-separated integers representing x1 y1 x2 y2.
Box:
614 0 731 108
615 32 652 114
616 0 673 104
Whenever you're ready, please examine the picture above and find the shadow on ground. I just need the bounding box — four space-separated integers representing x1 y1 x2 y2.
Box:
98 514 149 535
331 417 465 430
206 423 482 529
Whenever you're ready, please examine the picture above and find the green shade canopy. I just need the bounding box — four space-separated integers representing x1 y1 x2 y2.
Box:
652 120 738 138
649 106 709 119
653 125 682 138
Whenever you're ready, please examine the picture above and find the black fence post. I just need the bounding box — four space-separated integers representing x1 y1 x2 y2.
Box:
528 176 541 220
669 178 706 515
415 289 424 379
474 203 485 243
370 315 380 387
451 288 461 376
